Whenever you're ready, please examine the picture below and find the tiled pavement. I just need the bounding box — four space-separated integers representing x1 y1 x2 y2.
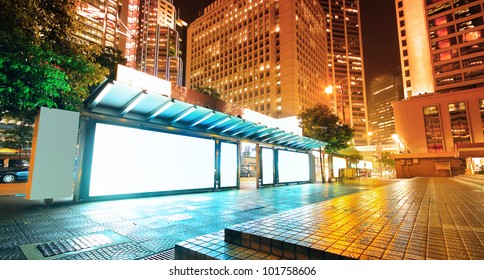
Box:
0 177 483 260
175 176 484 260
0 179 374 260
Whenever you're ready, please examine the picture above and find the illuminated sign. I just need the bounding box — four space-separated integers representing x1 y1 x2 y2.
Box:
89 123 215 196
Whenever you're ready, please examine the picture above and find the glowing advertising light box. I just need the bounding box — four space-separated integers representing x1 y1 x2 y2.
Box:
89 123 215 196
220 142 238 188
278 150 310 183
116 64 172 97
261 148 274 184
332 157 347 178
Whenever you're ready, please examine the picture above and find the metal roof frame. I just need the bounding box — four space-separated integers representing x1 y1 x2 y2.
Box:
83 79 326 151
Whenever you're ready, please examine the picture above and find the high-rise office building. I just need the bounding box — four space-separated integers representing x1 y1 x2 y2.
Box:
368 66 404 146
395 0 484 98
76 1 185 85
391 0 484 178
76 0 122 49
186 0 327 118
319 0 368 146
119 0 140 69
135 0 184 85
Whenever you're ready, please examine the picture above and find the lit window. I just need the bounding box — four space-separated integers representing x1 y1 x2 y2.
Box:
438 39 450 48
423 106 444 153
434 16 447 26
440 51 452 60
464 30 481 42
479 99 484 137
437 28 449 37
448 102 470 144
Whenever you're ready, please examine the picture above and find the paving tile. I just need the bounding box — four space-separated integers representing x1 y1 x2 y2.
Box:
2 177 484 260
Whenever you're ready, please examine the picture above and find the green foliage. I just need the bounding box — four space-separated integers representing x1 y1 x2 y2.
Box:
0 0 109 120
95 47 127 79
339 146 364 163
298 104 355 154
195 87 221 99
378 151 395 167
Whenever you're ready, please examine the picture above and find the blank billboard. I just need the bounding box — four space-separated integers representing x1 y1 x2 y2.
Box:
89 123 215 196
278 150 310 183
220 142 238 187
261 148 274 184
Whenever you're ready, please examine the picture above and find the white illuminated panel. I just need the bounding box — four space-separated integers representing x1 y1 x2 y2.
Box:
89 123 215 196
242 109 302 135
332 157 347 178
116 65 172 97
278 150 309 183
220 142 238 187
261 148 274 184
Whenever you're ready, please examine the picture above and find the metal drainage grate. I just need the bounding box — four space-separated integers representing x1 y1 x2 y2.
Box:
37 233 114 257
144 248 175 260
20 230 130 260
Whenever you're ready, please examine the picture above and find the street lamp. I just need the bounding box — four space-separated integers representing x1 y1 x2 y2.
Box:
325 83 345 123
368 131 382 176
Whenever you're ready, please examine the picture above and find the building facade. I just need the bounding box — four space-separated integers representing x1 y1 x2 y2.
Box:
76 0 122 49
135 0 184 85
186 0 328 118
395 0 484 98
368 67 404 146
75 0 185 85
320 0 368 146
392 89 484 177
392 0 484 177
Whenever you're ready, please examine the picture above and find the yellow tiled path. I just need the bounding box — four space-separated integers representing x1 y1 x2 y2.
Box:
177 177 484 260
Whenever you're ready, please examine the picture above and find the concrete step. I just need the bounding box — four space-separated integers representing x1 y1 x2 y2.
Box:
174 230 287 260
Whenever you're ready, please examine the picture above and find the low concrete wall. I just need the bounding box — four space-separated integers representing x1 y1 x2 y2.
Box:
394 156 466 178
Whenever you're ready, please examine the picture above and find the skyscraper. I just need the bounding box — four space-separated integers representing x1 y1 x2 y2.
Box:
319 0 368 146
76 0 122 49
135 0 184 85
396 0 484 98
186 0 327 118
391 0 484 178
368 66 404 146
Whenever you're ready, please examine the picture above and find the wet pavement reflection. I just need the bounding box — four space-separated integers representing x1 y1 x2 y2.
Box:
1 177 482 260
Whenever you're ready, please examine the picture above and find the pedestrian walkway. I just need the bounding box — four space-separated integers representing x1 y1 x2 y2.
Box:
175 177 484 260
1 177 482 260
0 179 379 260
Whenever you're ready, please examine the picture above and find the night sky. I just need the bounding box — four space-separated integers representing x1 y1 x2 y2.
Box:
173 0 400 85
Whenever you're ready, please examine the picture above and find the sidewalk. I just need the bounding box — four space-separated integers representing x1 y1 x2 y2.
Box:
176 177 484 260
0 179 378 260
1 177 482 260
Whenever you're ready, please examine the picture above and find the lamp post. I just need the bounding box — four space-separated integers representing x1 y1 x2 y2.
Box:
324 85 336 114
368 131 382 176
324 83 347 183
325 82 345 124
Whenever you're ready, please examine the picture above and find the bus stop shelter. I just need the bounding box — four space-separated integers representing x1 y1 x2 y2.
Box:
1 66 326 203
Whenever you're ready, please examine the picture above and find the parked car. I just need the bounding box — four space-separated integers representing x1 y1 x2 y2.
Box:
240 168 253 177
0 167 29 183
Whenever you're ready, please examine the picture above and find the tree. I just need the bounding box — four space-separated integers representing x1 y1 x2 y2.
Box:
95 47 127 79
0 0 109 121
298 104 354 154
378 151 395 167
195 87 221 99
339 145 364 165
1 124 33 162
